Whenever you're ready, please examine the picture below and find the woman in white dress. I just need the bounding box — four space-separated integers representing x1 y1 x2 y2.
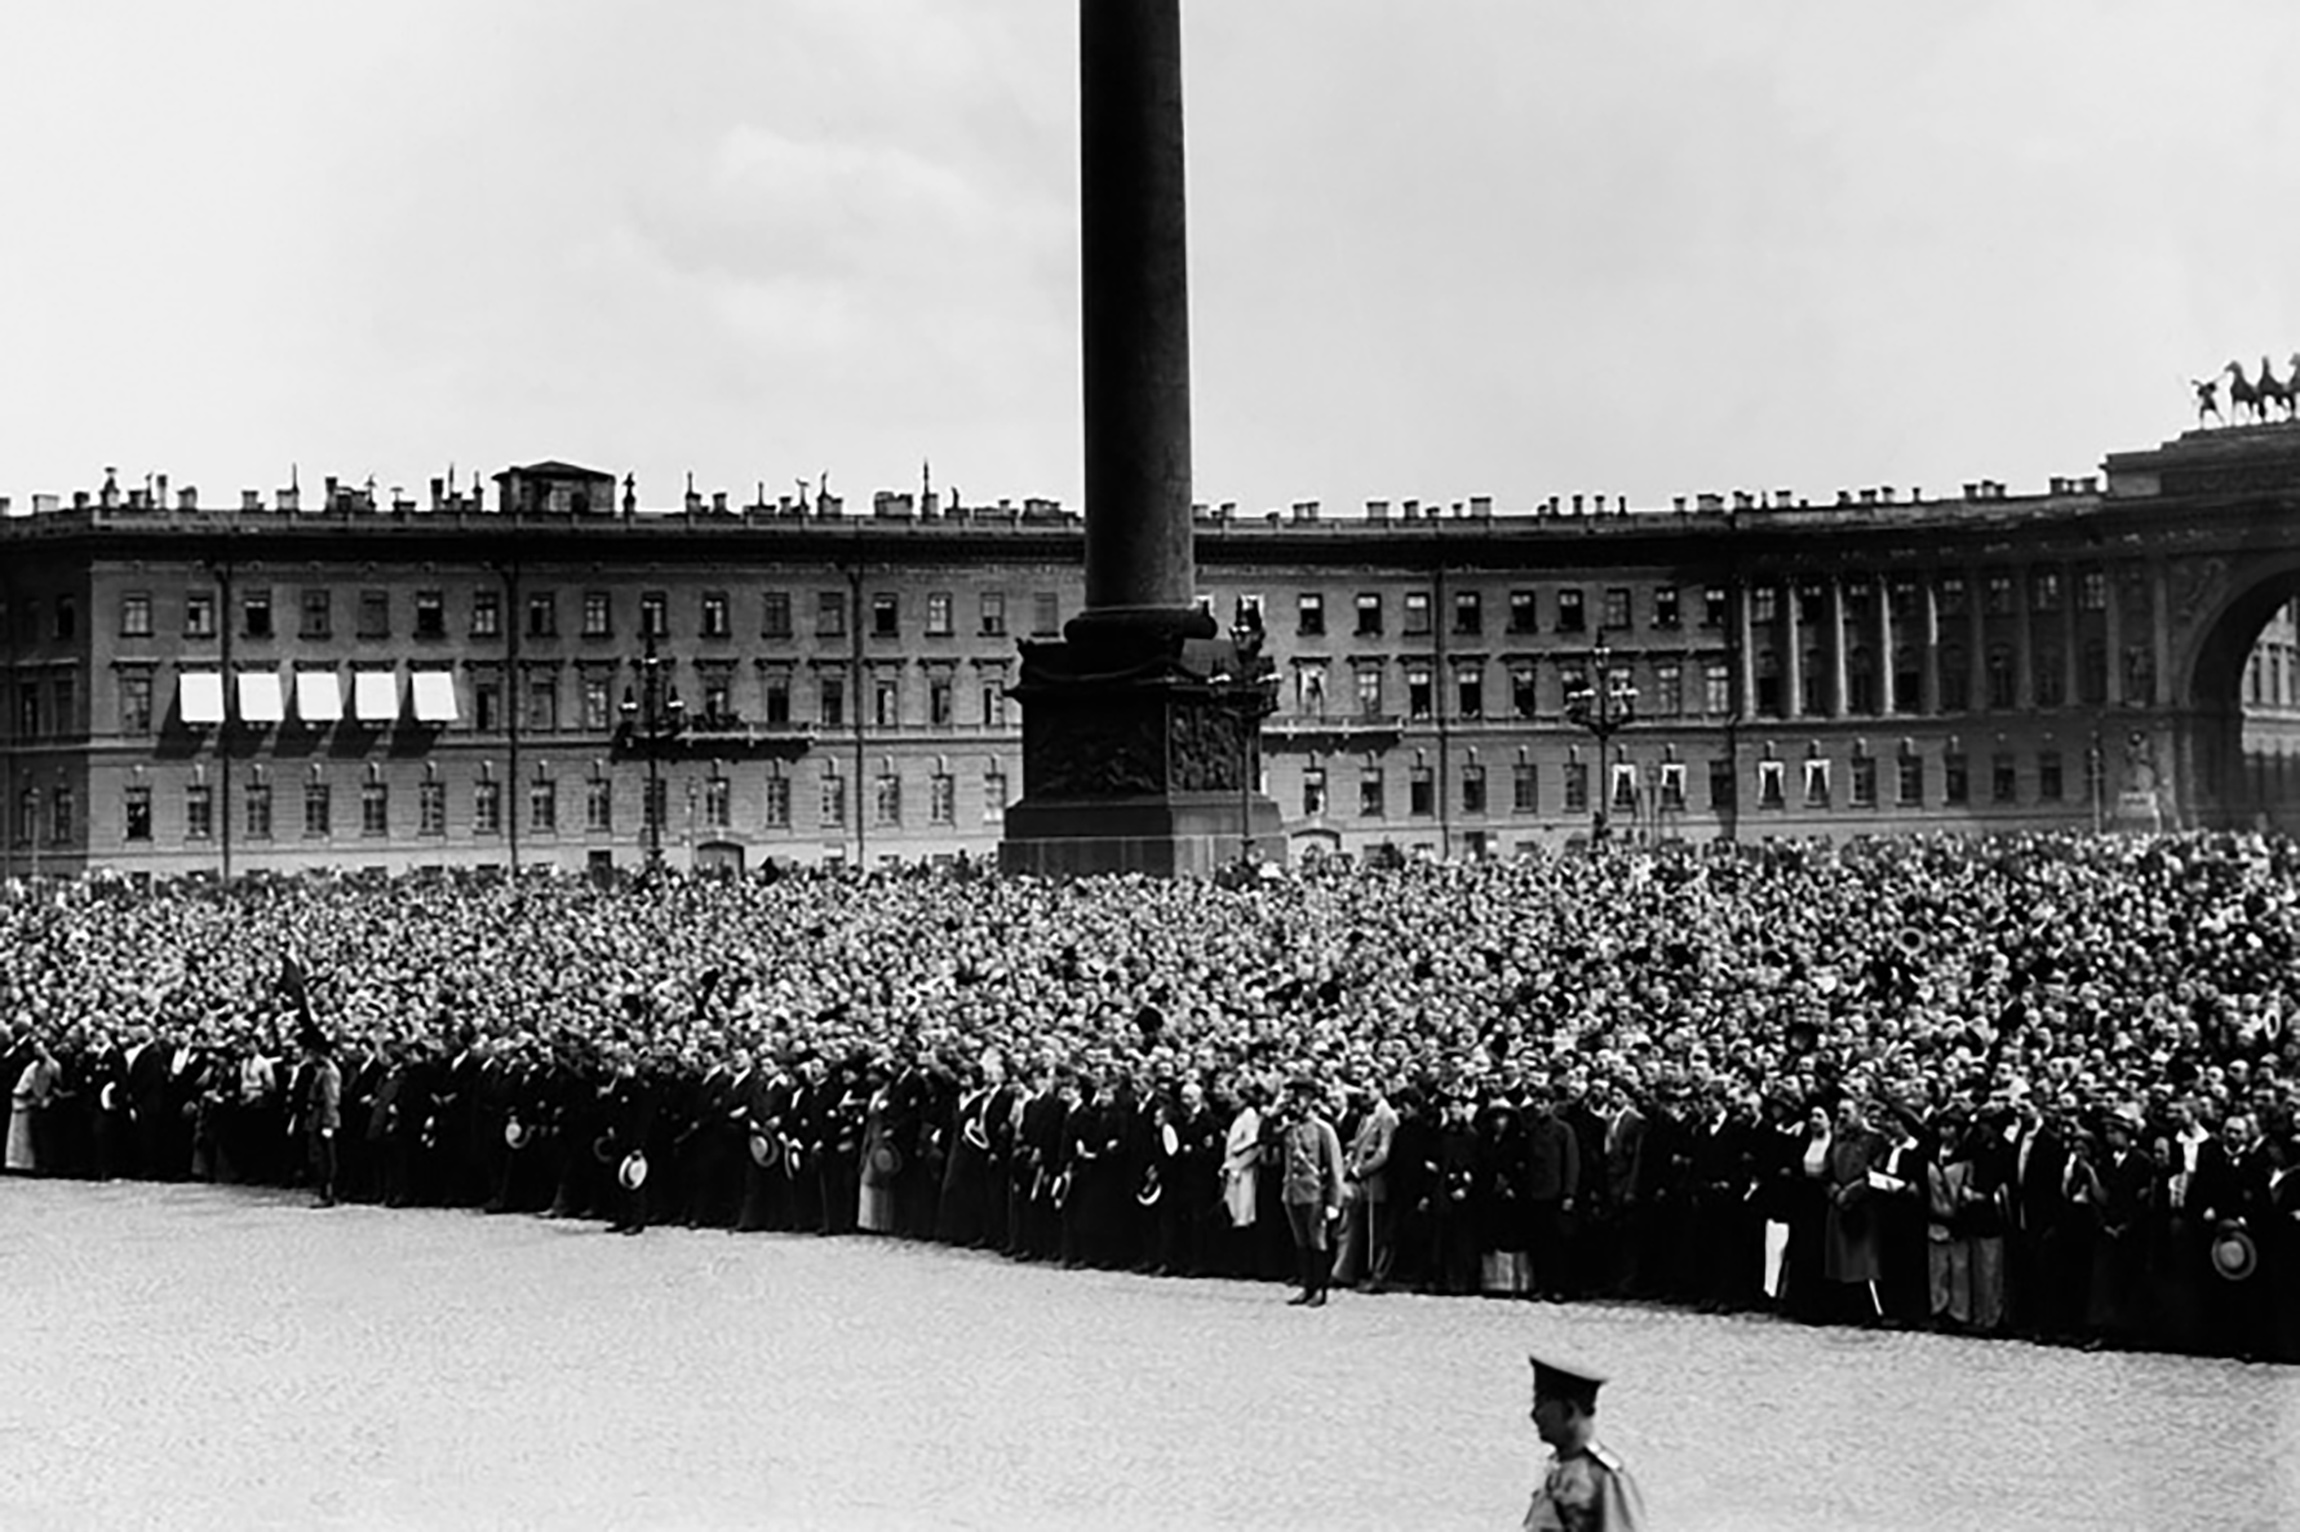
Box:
6 1036 58 1173
1221 1080 1265 1274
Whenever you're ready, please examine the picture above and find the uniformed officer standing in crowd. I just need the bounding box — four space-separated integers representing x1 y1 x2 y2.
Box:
1523 1354 1645 1531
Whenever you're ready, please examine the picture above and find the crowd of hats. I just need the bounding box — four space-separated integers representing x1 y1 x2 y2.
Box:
2 832 2297 1151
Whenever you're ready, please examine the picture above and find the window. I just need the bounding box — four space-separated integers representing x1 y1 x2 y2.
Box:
586 777 613 833
1296 665 1328 715
1751 586 1779 626
874 771 902 826
1991 752 2018 804
1658 762 1686 813
474 676 502 733
2081 641 2107 705
1756 760 1785 809
1302 764 1327 817
704 776 732 830
50 785 72 845
1937 575 1967 618
125 785 152 842
414 590 446 640
185 591 217 638
874 677 899 729
1603 588 1631 632
475 779 502 835
2038 750 2063 802
121 592 153 637
1557 589 1585 632
763 774 791 829
1509 590 1538 634
1354 666 1383 717
1453 591 1482 635
304 780 332 837
472 589 501 638
818 591 848 637
242 589 273 639
1897 755 1924 807
1403 591 1431 636
1708 758 1736 812
1032 592 1060 636
1850 754 1877 808
1653 662 1683 717
1409 762 1435 816
526 592 557 638
185 782 214 840
640 592 668 639
1848 650 1877 715
1986 648 2015 710
1359 765 1385 817
2035 649 2064 708
1354 593 1383 637
978 592 1006 637
1943 750 1970 805
983 764 1007 822
925 593 953 637
688 591 725 639
15 682 38 739
1800 649 1824 716
1511 665 1539 719
50 677 73 735
1893 648 1921 712
871 594 899 638
762 591 793 638
1406 665 1433 720
1798 583 1827 626
819 671 846 729
2079 570 2108 611
528 777 556 834
1704 662 1732 717
354 589 389 639
1460 763 1487 815
1985 574 2014 615
1940 647 1970 712
929 772 956 825
1565 761 1591 812
1512 761 1537 813
929 674 954 727
119 673 154 735
11 788 31 846
1455 665 1483 719
1654 587 1682 630
418 779 446 837
527 674 559 732
1297 593 1325 636
54 599 75 641
1803 757 1830 808
2032 569 2063 613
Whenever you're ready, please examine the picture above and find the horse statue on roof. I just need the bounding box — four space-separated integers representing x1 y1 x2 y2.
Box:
2255 355 2296 422
2225 359 2269 424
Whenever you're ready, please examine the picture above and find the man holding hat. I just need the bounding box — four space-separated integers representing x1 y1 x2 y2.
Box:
1524 1353 1646 1531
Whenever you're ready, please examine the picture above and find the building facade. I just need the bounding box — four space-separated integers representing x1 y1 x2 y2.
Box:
6 454 2300 878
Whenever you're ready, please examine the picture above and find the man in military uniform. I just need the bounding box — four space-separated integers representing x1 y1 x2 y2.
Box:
1523 1354 1645 1531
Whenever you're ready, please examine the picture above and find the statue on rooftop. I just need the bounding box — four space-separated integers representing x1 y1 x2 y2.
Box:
2193 375 2222 427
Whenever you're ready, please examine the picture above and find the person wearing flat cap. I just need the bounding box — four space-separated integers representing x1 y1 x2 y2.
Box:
1523 1354 1645 1531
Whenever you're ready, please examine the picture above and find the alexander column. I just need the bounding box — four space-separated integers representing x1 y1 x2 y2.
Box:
1001 0 1283 877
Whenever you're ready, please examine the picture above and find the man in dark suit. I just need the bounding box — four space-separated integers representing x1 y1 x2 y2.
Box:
1334 1076 1400 1292
2007 1094 2067 1339
124 1024 176 1181
1524 1082 1583 1301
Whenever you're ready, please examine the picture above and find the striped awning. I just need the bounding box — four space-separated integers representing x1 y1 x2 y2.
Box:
411 669 459 724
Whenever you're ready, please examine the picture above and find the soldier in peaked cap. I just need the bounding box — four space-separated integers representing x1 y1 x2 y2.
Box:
1523 1353 1645 1532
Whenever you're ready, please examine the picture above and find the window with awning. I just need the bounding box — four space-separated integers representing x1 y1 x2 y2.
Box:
353 670 400 724
237 671 284 724
411 670 459 724
179 670 225 726
296 670 343 723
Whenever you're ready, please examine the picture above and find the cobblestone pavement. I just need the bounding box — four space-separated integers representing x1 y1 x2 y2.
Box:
3 1179 2296 1531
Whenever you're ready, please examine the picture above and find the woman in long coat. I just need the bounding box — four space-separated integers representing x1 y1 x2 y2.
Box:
1219 1081 1264 1277
1782 1101 1834 1322
857 1066 900 1234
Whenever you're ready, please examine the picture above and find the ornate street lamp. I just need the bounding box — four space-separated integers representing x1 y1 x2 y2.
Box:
619 629 685 868
1563 630 1637 846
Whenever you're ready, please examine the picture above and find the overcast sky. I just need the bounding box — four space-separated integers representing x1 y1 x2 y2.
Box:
5 1 2298 517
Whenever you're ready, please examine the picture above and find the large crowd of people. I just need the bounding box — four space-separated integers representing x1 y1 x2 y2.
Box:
5 831 2299 1362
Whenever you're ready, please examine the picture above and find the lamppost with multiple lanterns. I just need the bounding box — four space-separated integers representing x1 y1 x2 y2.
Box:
619 630 686 868
1563 630 1638 846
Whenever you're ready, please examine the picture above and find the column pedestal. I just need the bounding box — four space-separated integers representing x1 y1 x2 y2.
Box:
1000 619 1283 877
